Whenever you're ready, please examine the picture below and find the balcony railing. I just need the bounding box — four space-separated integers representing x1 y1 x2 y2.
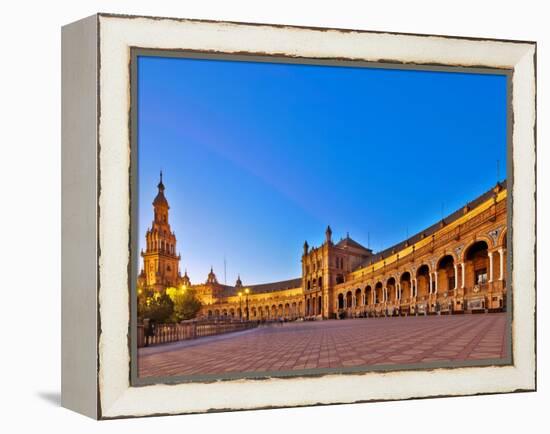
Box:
137 319 258 348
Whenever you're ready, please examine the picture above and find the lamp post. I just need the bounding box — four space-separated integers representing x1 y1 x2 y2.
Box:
238 291 243 321
245 288 250 321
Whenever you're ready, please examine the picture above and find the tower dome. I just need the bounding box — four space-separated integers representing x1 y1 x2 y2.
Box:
182 269 191 287
206 267 218 284
235 274 243 288
152 171 169 209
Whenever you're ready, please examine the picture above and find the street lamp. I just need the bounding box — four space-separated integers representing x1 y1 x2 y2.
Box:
238 291 243 321
245 288 250 321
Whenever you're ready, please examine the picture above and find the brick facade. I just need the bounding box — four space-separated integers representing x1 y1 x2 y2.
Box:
138 176 508 320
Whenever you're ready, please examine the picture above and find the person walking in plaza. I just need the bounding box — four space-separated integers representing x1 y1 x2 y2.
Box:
144 318 156 347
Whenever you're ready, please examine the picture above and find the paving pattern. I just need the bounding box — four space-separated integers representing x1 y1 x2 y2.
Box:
138 313 508 378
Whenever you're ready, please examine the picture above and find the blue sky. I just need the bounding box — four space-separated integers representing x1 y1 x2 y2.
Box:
137 55 507 286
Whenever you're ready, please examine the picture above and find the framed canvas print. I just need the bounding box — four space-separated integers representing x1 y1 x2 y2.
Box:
61 13 536 419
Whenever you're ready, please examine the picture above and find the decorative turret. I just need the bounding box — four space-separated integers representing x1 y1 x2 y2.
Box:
303 240 309 255
153 171 169 218
181 269 191 287
235 274 243 288
325 225 332 244
206 267 218 284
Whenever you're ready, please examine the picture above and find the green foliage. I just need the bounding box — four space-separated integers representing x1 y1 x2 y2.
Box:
170 287 202 321
137 288 174 323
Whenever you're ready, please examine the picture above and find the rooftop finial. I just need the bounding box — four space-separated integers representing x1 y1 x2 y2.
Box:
325 225 332 243
157 170 165 192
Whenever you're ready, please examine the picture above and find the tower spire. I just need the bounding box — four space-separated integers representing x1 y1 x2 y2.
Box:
325 225 332 244
157 170 165 192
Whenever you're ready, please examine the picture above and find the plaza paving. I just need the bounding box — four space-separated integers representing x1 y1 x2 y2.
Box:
138 313 508 378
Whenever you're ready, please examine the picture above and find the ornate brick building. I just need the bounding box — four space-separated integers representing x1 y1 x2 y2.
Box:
138 175 508 320
137 172 182 292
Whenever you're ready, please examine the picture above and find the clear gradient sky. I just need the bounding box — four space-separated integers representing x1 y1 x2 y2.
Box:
137 55 507 286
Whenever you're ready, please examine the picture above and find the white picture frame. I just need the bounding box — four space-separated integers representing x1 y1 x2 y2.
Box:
61 13 536 419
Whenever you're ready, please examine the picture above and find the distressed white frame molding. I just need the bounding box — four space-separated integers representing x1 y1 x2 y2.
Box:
61 13 536 419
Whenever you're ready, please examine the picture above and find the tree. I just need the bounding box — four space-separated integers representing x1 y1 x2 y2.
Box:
137 288 174 323
167 287 202 321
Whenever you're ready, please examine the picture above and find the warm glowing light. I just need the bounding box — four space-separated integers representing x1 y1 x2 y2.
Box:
238 291 242 297
245 288 250 294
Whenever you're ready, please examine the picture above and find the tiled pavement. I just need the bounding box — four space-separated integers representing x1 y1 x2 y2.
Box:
138 313 508 378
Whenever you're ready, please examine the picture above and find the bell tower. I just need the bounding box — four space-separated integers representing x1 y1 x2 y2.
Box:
141 172 181 291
